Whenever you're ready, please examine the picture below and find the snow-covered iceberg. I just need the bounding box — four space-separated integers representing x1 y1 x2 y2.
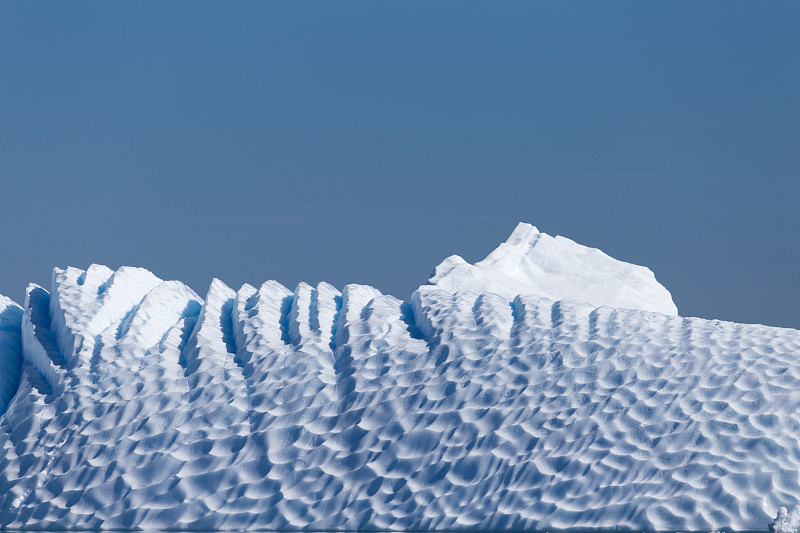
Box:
0 223 798 530
428 223 678 315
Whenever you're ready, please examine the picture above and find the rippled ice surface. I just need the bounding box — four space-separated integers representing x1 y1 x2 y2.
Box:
0 530 771 533
2 226 800 530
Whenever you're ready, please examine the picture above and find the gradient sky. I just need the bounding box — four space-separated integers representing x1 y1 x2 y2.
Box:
0 1 798 328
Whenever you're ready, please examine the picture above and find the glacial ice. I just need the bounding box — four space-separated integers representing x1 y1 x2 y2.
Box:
0 223 798 530
429 222 678 315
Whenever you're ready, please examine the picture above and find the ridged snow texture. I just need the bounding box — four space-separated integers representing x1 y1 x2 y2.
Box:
1 265 800 530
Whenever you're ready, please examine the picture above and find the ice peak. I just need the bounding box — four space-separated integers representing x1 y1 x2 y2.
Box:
504 222 541 246
428 255 468 285
428 222 678 315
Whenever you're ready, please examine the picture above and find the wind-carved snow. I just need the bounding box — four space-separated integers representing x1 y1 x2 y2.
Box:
429 222 678 315
0 223 798 530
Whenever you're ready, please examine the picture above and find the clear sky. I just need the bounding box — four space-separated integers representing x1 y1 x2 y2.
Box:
0 1 798 328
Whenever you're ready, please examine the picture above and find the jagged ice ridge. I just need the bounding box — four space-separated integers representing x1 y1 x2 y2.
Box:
0 223 799 530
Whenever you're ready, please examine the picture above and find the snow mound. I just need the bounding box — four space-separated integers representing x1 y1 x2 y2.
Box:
429 222 678 315
0 225 798 530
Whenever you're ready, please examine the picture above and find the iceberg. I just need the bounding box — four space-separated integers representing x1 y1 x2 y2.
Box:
0 223 798 530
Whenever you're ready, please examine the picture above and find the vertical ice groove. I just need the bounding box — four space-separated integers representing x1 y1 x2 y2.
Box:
182 279 236 373
315 282 341 345
332 284 381 351
0 295 23 416
21 285 66 395
230 280 297 440
118 280 203 370
220 296 237 356
509 293 555 368
331 290 430 496
547 299 596 365
588 306 601 338
419 289 480 365
179 279 253 444
242 280 293 353
509 295 553 347
509 298 520 339
308 285 320 334
288 282 314 346
349 293 433 393
472 292 514 344
48 265 162 370
49 265 113 367
410 286 448 342
226 279 297 439
231 283 257 367
286 282 343 381
680 315 697 355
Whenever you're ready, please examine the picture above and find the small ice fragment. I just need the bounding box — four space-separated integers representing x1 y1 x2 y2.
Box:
770 506 800 533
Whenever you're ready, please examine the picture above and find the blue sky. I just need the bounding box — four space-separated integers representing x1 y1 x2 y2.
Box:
0 1 798 327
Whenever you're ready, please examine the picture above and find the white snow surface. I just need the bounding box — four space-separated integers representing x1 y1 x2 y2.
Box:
0 224 798 530
429 223 678 315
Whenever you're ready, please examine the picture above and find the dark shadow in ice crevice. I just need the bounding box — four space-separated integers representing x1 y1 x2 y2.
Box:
219 297 238 356
328 294 343 351
279 294 293 346
400 301 425 341
0 303 24 417
27 286 69 370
